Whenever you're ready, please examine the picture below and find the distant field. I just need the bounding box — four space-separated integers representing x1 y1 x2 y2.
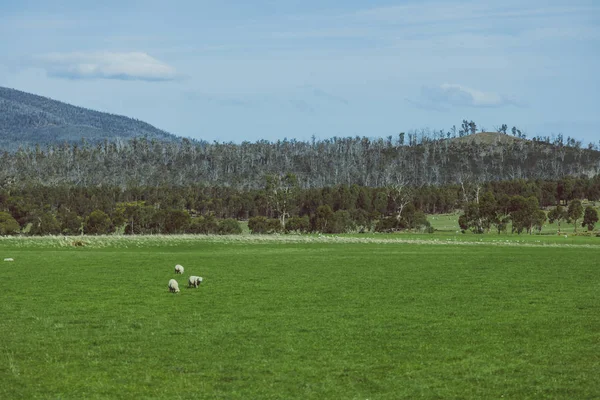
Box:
1 235 598 399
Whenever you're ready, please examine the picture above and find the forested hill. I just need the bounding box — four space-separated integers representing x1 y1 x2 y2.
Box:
1 86 599 188
0 86 180 150
1 131 599 189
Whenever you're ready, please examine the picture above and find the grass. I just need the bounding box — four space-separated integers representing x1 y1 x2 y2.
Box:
1 236 599 399
428 210 600 236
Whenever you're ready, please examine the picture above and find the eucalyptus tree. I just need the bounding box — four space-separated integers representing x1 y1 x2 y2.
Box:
265 173 299 230
567 200 584 233
582 206 598 231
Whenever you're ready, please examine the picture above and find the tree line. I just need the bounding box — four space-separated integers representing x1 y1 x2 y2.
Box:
459 195 598 235
0 175 599 236
1 129 599 190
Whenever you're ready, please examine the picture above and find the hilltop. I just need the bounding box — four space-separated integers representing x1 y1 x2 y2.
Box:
0 86 181 150
448 131 526 145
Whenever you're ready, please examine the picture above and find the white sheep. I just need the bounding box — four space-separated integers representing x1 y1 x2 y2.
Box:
3 258 14 262
188 276 203 288
168 279 180 293
174 264 184 274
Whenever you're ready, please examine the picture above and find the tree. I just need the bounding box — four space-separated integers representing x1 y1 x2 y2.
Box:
30 212 61 235
116 201 146 235
567 200 583 232
468 120 477 135
266 173 298 230
478 191 498 232
387 179 413 222
373 191 388 216
582 206 598 231
164 209 191 234
533 209 547 234
508 196 539 234
331 210 355 233
314 205 334 233
58 207 83 235
459 120 469 137
459 201 483 233
0 211 20 235
496 124 508 134
548 205 567 234
84 210 112 235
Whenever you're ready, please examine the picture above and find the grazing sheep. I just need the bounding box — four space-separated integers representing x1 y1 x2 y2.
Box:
168 279 180 293
188 276 203 288
3 258 14 262
174 264 184 274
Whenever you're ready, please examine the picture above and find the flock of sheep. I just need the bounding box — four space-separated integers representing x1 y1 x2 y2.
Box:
168 264 203 293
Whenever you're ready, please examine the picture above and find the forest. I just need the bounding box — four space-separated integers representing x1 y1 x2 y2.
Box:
1 129 599 190
0 175 598 236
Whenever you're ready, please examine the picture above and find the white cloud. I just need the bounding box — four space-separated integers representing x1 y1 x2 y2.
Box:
414 83 518 109
30 52 180 81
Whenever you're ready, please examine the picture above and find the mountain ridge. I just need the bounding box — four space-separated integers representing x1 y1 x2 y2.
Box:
0 86 181 150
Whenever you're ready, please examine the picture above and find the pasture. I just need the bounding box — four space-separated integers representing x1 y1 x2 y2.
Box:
428 209 600 235
1 235 599 399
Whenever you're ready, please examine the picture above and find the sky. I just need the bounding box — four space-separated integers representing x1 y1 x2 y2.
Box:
0 0 599 144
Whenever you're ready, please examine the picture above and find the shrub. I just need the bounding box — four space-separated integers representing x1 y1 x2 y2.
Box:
374 217 401 233
351 209 372 232
267 218 283 233
249 216 281 234
331 210 356 233
84 210 112 235
189 215 219 234
0 212 20 235
285 216 310 233
248 216 269 234
58 209 83 235
218 219 242 235
313 205 334 233
29 212 61 235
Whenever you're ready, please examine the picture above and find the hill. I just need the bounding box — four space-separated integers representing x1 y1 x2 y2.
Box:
0 86 181 150
448 131 525 145
1 87 599 188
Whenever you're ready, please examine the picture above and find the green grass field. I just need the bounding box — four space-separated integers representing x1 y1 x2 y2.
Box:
428 211 600 236
1 235 599 399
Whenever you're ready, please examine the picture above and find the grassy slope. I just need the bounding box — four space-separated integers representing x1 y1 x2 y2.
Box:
1 237 598 399
447 131 525 146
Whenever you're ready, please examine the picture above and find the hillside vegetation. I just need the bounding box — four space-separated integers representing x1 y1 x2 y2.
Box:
1 87 599 188
0 86 180 150
1 131 599 189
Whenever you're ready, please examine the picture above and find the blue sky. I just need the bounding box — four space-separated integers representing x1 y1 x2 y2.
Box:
0 0 598 144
